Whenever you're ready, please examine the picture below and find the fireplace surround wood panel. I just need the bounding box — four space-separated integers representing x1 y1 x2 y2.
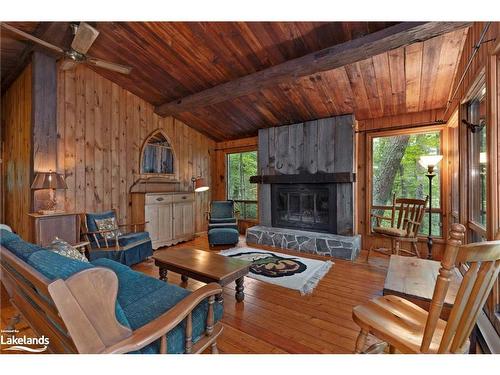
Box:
254 114 356 237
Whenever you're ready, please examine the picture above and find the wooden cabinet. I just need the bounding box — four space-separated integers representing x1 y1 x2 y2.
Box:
131 192 195 249
29 212 81 246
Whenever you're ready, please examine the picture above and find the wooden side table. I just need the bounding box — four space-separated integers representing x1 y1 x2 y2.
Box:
383 255 461 320
29 212 81 246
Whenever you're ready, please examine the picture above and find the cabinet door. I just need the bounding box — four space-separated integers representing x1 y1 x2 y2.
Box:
173 202 184 238
145 205 159 242
183 202 194 236
173 202 195 238
158 204 173 242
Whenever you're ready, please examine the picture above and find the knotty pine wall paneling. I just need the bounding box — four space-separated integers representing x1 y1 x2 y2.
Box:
1 64 32 239
56 65 215 233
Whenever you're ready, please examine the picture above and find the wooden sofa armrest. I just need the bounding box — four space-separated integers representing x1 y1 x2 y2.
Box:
102 282 223 354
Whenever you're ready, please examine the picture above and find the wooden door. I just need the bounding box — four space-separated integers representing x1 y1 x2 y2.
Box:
145 205 159 242
158 204 173 242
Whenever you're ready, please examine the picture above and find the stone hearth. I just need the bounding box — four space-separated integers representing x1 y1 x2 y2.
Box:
246 225 361 261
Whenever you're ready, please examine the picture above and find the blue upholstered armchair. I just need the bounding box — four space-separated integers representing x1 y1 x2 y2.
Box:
81 210 153 266
207 201 239 246
208 200 237 229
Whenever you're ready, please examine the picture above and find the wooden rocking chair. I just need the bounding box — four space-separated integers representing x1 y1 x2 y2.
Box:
353 223 500 354
368 194 429 259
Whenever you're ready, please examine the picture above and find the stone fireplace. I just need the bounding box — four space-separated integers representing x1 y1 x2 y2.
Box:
246 114 361 260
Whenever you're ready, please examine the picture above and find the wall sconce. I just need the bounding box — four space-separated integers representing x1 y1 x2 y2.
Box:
191 176 209 193
31 170 67 214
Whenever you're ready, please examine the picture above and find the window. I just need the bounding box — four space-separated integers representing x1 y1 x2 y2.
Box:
227 151 258 220
141 131 174 175
464 79 499 336
371 130 442 237
466 85 487 233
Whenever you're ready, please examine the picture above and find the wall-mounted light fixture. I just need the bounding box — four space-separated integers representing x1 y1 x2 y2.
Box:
191 176 209 193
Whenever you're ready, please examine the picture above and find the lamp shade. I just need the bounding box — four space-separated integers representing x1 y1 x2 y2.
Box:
419 155 443 169
193 177 209 192
31 171 67 190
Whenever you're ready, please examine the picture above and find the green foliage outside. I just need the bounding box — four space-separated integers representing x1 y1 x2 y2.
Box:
227 151 258 219
372 131 442 236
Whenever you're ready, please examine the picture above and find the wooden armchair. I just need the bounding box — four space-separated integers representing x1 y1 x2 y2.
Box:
353 223 500 354
368 194 428 259
80 209 153 266
0 245 223 354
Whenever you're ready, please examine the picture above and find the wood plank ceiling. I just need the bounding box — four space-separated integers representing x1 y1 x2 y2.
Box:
1 22 469 141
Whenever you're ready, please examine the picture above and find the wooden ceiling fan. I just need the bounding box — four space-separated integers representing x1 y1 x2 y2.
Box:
1 22 132 74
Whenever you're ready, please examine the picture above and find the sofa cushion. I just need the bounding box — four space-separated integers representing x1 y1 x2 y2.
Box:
208 227 239 246
86 210 116 233
373 226 411 237
118 232 150 247
47 237 89 263
91 258 132 274
210 201 234 219
0 229 21 245
27 250 94 280
96 263 223 354
85 211 116 246
2 237 45 261
87 240 153 266
27 250 131 328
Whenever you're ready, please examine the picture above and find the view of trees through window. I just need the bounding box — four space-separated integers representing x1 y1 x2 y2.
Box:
227 151 258 220
372 131 441 236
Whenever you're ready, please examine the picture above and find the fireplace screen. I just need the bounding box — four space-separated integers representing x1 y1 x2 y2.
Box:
271 184 336 233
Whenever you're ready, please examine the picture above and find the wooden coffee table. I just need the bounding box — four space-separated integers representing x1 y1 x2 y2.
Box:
153 248 250 302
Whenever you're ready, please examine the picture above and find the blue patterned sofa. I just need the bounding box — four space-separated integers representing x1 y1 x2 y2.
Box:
81 210 153 266
0 228 223 354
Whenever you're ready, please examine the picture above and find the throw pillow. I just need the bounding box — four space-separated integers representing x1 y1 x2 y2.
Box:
94 217 121 240
47 237 89 263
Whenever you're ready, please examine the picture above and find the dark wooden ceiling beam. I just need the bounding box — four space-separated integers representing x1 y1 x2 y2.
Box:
155 22 471 117
1 22 71 95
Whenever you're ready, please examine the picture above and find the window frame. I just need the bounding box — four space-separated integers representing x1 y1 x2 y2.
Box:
225 150 259 221
459 65 500 338
366 125 447 241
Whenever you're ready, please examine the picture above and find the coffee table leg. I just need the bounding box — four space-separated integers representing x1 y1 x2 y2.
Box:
159 267 168 282
235 277 244 302
181 274 189 283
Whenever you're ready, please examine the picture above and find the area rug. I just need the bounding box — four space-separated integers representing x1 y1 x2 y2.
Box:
219 247 333 295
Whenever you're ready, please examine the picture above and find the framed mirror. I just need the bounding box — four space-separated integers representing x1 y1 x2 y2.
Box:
140 130 177 178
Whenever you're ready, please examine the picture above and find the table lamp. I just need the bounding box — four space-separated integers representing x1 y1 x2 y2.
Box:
31 170 67 214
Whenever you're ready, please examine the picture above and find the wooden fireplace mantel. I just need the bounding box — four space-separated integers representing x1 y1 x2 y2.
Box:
249 172 356 184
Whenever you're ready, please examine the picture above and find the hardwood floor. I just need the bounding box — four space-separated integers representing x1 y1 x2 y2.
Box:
0 234 389 354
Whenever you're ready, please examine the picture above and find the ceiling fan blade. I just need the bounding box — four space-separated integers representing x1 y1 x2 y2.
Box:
86 57 132 75
71 22 99 55
0 22 65 54
60 59 78 71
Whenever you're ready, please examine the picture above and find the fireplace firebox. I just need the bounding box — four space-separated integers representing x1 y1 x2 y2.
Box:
271 183 337 234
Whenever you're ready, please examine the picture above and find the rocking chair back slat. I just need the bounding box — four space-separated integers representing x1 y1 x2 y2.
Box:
420 224 500 353
369 194 429 259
